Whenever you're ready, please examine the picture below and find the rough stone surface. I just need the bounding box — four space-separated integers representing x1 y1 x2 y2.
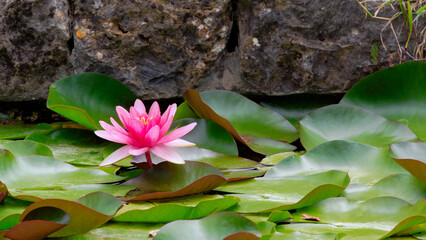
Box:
0 0 423 101
0 0 72 101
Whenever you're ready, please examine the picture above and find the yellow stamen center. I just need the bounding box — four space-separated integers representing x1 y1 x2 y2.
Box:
137 116 152 125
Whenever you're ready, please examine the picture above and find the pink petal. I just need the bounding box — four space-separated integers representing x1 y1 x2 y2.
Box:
95 130 119 143
134 99 146 115
164 139 195 147
148 101 161 119
160 104 177 126
95 130 134 145
150 144 185 164
99 120 116 132
116 106 131 129
129 106 140 120
145 125 160 146
99 145 132 166
159 104 177 136
110 117 127 135
158 122 197 144
129 147 149 156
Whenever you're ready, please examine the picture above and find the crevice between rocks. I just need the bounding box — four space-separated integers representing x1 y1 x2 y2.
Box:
226 1 239 53
67 0 74 54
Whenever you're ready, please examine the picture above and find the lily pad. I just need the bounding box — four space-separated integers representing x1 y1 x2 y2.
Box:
389 142 426 184
26 128 108 165
3 220 67 240
19 192 123 237
154 212 262 240
124 161 227 201
280 197 426 240
0 149 123 200
183 89 297 155
113 194 239 222
222 169 267 182
47 72 137 130
299 104 418 150
60 222 164 240
245 211 292 224
0 140 53 157
265 140 407 184
342 173 426 204
173 102 199 121
260 93 341 130
128 146 258 170
217 170 350 213
340 61 426 141
0 198 30 231
0 123 57 140
172 118 238 156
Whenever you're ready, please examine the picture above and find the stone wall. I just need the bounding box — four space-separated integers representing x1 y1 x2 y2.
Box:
0 0 421 101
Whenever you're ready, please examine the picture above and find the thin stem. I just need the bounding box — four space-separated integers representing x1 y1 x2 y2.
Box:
145 151 153 168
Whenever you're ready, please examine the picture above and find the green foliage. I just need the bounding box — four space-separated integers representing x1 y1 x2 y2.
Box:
0 62 425 239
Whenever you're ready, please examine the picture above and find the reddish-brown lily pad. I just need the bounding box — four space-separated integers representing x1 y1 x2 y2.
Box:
19 192 123 237
3 220 67 240
389 142 426 184
123 161 227 201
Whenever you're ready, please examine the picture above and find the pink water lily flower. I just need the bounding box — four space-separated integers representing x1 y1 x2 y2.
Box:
95 99 197 167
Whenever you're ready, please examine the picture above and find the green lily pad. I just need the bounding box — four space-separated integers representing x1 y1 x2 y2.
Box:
271 231 343 240
26 128 108 165
265 140 407 184
183 89 297 155
172 118 238 156
0 123 57 140
155 212 262 240
389 142 426 184
47 72 137 130
19 192 123 237
217 170 350 213
222 169 267 182
124 161 227 201
260 93 341 130
299 104 418 150
173 102 199 121
125 146 258 170
0 149 123 201
0 140 53 157
14 184 135 201
340 61 426 141
0 198 30 231
342 173 426 204
260 152 302 165
59 222 164 240
245 211 292 224
280 197 426 240
113 194 239 222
